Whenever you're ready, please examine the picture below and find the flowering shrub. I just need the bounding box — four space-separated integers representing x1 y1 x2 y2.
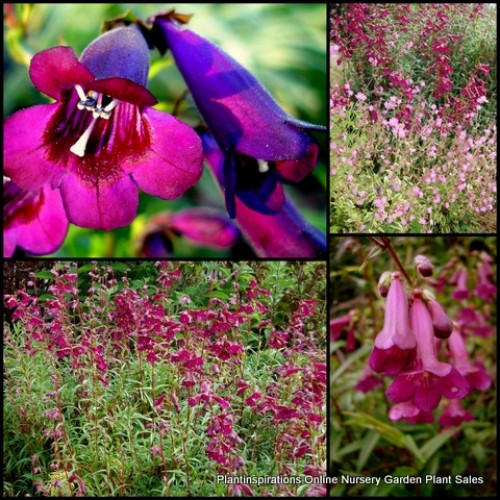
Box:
3 261 325 497
330 236 496 496
330 4 497 232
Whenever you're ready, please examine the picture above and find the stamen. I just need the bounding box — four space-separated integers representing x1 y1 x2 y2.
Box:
92 94 104 119
75 84 87 102
99 99 119 120
69 117 98 157
258 160 270 173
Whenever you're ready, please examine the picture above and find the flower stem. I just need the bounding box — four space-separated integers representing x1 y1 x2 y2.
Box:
367 236 413 286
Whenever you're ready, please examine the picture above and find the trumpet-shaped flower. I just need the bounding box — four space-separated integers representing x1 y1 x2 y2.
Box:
369 273 416 375
4 26 202 230
4 179 68 257
386 296 470 412
149 11 325 217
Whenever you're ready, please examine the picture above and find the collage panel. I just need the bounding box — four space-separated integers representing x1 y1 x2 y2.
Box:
329 236 497 497
329 4 497 233
4 3 327 259
3 260 327 497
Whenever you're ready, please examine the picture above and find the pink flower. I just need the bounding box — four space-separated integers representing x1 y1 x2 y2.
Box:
451 269 470 301
354 366 383 394
448 328 492 391
426 299 453 339
438 399 473 429
369 273 416 375
329 312 351 341
355 92 367 101
389 401 434 424
386 296 470 412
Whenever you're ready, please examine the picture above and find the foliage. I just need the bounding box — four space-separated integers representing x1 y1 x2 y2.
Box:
330 4 497 233
330 236 497 497
4 261 326 497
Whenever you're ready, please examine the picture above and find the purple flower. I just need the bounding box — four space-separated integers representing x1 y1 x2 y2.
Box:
330 312 352 341
451 269 470 301
386 296 470 412
354 366 383 394
438 399 474 429
149 12 325 217
389 401 434 424
426 298 453 339
201 131 326 257
448 328 492 391
475 259 497 302
139 208 241 257
4 26 202 230
4 179 68 257
369 273 416 375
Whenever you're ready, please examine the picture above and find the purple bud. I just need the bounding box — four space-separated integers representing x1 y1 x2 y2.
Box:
426 299 453 339
377 271 392 297
415 254 433 277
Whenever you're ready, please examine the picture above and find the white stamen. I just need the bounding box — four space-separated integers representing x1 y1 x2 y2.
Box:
75 84 87 101
99 99 119 119
92 94 104 118
258 160 270 173
70 117 98 157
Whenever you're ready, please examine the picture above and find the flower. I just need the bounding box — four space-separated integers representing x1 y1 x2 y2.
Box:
448 328 492 391
426 298 453 339
388 401 434 424
4 26 202 230
4 178 68 257
438 399 474 429
201 131 326 258
386 296 470 412
329 312 352 341
149 11 325 218
451 269 470 301
369 273 416 375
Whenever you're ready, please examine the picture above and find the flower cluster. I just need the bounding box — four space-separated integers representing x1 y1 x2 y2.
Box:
4 261 325 496
330 4 496 233
367 251 494 427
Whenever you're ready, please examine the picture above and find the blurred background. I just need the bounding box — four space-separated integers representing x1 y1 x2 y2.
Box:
4 3 327 257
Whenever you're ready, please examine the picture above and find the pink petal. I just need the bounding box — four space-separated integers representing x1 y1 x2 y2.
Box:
4 104 66 190
130 109 203 199
60 173 138 230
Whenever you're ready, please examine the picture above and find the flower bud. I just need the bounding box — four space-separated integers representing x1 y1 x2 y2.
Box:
426 299 453 339
415 254 433 277
377 271 392 297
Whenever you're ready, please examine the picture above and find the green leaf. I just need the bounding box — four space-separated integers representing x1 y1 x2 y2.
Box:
34 270 55 280
356 430 379 472
419 428 457 462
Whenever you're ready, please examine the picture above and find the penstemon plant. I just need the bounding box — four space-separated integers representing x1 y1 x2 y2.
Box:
4 261 326 497
330 4 497 233
330 236 496 497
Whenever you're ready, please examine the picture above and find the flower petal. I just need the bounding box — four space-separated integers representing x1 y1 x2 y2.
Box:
386 373 416 404
14 185 69 255
29 46 94 101
60 173 138 230
154 17 325 160
3 227 17 258
130 108 203 199
80 26 150 87
90 77 157 107
4 104 67 190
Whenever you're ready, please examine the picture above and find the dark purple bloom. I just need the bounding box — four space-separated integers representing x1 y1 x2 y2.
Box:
149 12 325 217
369 273 416 375
4 179 68 257
4 26 202 230
202 131 326 257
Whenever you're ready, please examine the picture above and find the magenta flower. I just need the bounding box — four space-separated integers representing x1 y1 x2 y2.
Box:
438 399 474 429
475 258 497 302
386 296 470 412
426 298 453 339
451 269 470 301
149 11 325 217
388 401 434 424
329 312 352 341
369 273 416 375
354 366 383 394
4 179 68 257
448 328 492 391
4 26 202 230
201 131 326 258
